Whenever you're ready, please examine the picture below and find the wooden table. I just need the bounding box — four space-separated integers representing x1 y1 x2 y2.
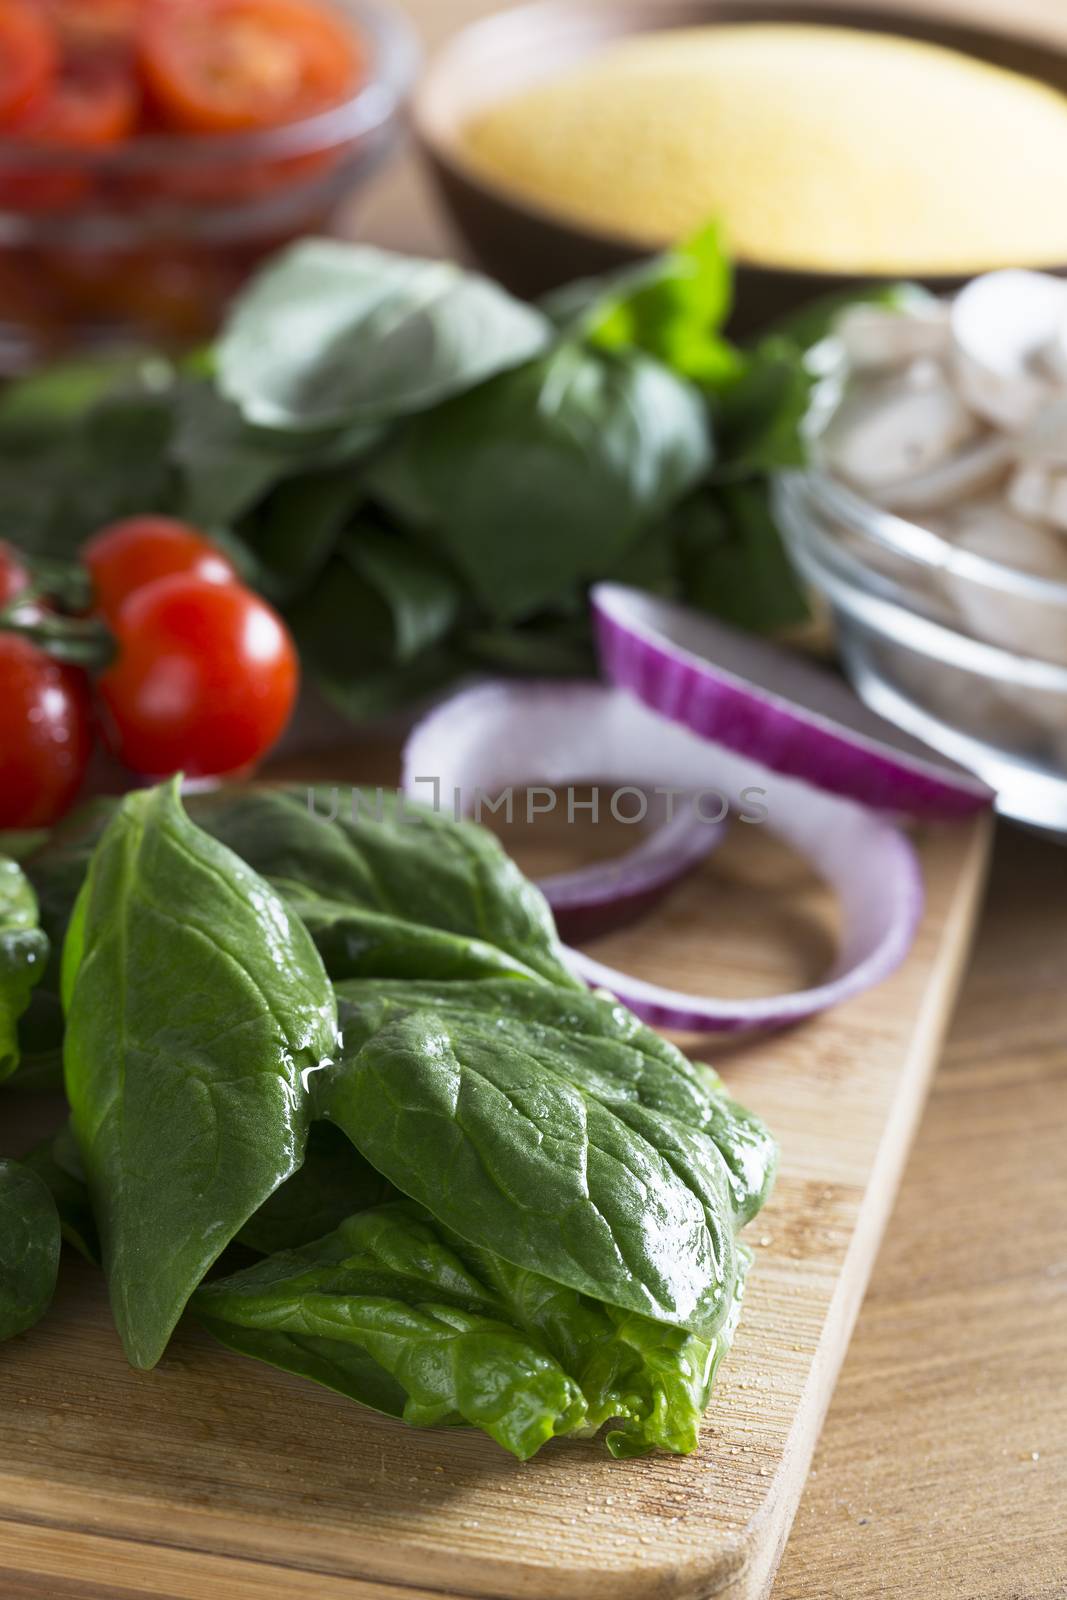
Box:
352 2 1067 1595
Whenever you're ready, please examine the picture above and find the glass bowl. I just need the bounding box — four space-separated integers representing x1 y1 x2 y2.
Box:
0 0 419 371
773 467 1067 834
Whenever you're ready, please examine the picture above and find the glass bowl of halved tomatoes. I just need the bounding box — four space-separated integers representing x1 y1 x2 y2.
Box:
0 0 418 369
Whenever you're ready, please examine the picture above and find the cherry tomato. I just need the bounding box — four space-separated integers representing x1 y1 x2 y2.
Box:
0 0 56 128
99 575 298 778
0 541 31 608
0 633 93 827
35 0 144 58
0 52 138 210
137 0 362 134
12 51 138 145
85 516 238 619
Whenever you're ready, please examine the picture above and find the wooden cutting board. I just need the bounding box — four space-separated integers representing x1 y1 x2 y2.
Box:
0 748 991 1600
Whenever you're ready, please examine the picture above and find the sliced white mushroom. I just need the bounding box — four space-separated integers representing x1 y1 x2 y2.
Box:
950 270 1067 431
820 365 978 492
835 300 950 371
1016 395 1067 470
942 498 1067 672
1007 462 1067 535
874 434 1012 515
1035 315 1067 386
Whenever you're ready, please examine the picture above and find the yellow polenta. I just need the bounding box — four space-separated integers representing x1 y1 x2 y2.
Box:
461 25 1067 273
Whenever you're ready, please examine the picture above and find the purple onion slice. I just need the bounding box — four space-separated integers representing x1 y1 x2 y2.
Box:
402 682 925 1034
592 584 993 818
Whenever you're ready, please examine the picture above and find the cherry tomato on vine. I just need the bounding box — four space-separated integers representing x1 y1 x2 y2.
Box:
137 0 362 135
84 516 238 620
98 575 298 778
0 0 56 128
0 634 93 828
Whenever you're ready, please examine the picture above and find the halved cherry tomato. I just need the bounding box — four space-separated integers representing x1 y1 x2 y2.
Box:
0 0 56 128
13 51 138 145
99 575 298 778
0 51 138 209
85 516 238 619
34 0 144 58
0 541 31 608
137 0 362 134
0 632 93 827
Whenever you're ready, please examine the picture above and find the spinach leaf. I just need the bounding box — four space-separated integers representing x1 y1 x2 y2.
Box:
0 857 50 1083
61 779 338 1369
447 1234 729 1459
22 786 579 994
194 1202 587 1460
197 1194 746 1459
238 1123 392 1256
22 1135 100 1265
218 240 552 432
373 342 712 620
188 787 580 989
0 1159 61 1341
315 999 755 1341
333 977 777 1227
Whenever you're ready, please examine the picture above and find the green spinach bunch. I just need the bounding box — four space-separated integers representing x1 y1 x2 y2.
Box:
6 781 776 1460
0 229 833 716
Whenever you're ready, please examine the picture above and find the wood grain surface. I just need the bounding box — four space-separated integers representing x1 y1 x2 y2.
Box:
0 758 990 1598
2 3 1066 1596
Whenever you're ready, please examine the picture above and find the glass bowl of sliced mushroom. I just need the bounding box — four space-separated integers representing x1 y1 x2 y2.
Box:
775 271 1067 835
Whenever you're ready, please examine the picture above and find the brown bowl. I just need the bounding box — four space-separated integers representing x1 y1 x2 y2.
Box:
413 0 1067 331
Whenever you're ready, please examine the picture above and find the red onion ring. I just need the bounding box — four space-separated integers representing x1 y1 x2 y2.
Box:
592 583 992 818
402 682 925 1034
539 799 724 943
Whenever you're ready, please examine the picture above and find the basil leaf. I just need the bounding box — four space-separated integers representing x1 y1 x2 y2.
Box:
550 222 743 387
676 482 810 633
244 470 366 604
373 343 712 620
316 997 761 1341
0 1158 61 1341
762 280 931 353
713 336 814 475
218 240 551 432
172 381 382 529
61 779 338 1369
194 1203 588 1460
0 857 50 1083
288 527 462 682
